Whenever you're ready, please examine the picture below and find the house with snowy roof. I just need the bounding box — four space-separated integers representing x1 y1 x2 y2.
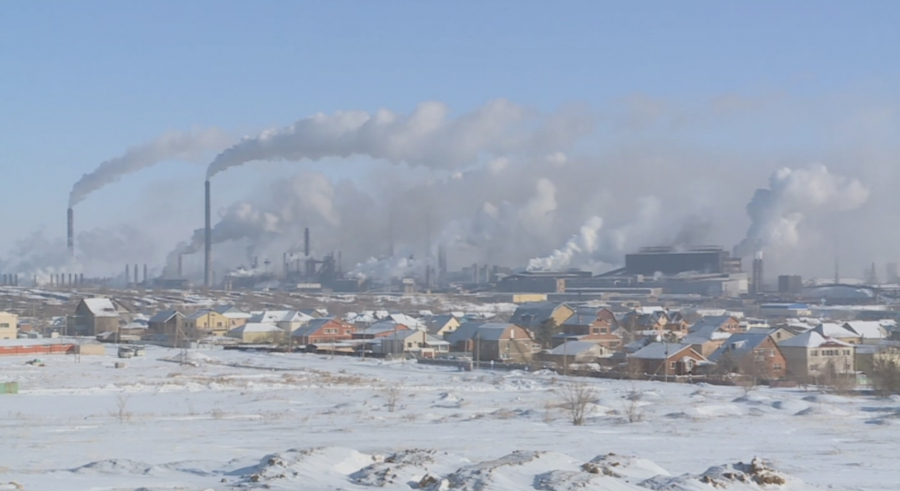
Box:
380 329 450 357
292 318 355 346
249 310 314 332
628 342 707 377
148 310 184 337
446 322 537 363
812 323 861 345
351 320 408 340
708 332 787 380
70 297 133 336
778 331 855 380
508 302 575 332
842 321 887 344
425 315 460 337
540 340 611 367
227 323 285 344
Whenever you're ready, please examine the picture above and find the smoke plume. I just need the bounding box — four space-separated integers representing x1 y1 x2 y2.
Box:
69 127 233 207
527 216 604 271
734 165 869 257
206 100 588 178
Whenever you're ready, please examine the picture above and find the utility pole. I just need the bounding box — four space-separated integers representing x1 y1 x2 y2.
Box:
563 339 568 376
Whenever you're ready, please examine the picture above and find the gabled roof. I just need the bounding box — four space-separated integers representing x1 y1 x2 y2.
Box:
213 304 245 315
291 318 341 338
381 329 423 342
509 302 570 327
842 321 887 339
250 310 314 324
424 334 450 346
359 320 408 336
148 310 182 323
682 324 733 344
561 307 604 327
185 310 214 321
386 313 425 330
708 333 774 362
813 323 858 339
689 316 738 333
446 321 486 345
778 330 854 349
81 298 120 318
630 342 696 360
547 341 603 356
228 323 283 336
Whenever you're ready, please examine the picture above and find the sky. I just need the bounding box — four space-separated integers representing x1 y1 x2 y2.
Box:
1 1 900 279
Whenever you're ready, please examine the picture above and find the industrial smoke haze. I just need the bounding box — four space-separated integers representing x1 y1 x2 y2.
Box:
69 127 233 207
205 99 584 178
733 164 869 258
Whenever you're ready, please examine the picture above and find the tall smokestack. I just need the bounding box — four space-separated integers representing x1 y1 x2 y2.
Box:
177 254 183 278
304 227 310 257
204 180 212 287
67 207 74 257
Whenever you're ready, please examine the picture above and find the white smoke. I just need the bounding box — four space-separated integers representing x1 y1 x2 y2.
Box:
734 165 869 257
527 216 604 271
349 251 422 281
69 127 233 207
205 99 585 178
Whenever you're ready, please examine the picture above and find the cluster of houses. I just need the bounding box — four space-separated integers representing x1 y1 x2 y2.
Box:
64 297 900 384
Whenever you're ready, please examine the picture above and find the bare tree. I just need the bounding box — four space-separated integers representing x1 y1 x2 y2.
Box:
871 348 900 396
560 383 597 426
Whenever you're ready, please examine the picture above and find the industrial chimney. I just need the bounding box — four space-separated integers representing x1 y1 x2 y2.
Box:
67 207 74 257
304 227 310 257
204 180 212 287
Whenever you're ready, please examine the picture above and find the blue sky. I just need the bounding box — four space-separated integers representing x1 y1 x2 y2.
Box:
1 1 899 263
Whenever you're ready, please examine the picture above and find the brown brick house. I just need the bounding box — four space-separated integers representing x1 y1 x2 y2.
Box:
291 318 355 345
708 332 787 380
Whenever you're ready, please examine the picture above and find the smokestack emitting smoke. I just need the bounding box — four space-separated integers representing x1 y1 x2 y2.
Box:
204 100 584 179
66 207 74 257
68 128 233 208
204 180 212 287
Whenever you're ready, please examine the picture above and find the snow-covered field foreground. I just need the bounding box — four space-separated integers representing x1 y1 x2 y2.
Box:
1 347 897 490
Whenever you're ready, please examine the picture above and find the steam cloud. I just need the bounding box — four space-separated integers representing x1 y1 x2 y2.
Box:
69 128 233 207
734 165 869 257
205 100 582 178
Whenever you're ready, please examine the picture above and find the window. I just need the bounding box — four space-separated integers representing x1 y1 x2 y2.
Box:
811 350 818 356
407 342 413 348
592 328 599 334
844 350 851 356
324 328 338 334
217 322 222 328
669 362 676 370
0 323 8 328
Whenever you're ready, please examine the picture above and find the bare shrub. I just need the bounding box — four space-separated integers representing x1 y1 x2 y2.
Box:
210 408 226 420
385 386 400 412
871 348 900 396
113 394 132 423
561 383 597 426
623 389 644 423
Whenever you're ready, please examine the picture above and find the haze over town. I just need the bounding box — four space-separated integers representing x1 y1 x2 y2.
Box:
2 3 900 491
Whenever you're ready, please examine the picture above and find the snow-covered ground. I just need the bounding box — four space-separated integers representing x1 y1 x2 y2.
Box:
1 346 897 490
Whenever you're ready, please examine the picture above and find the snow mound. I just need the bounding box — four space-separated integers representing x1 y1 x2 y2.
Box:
433 392 464 408
582 453 671 482
444 451 584 490
771 399 809 412
350 449 468 488
71 459 153 475
794 404 851 417
163 351 219 366
233 446 376 486
643 457 791 490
